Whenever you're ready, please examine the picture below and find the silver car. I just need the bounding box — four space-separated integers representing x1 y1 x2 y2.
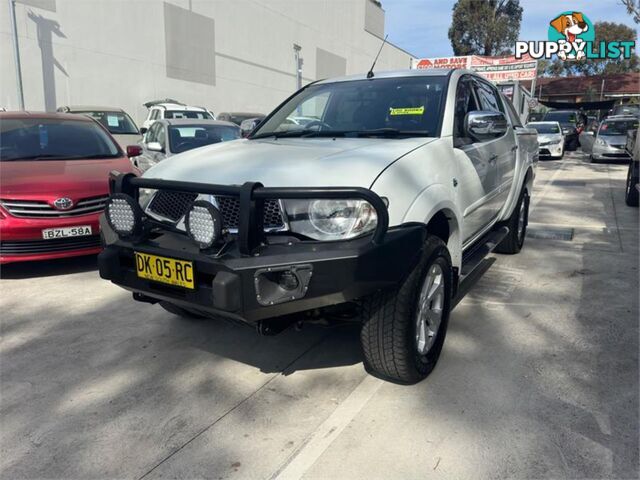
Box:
582 116 638 162
132 119 241 171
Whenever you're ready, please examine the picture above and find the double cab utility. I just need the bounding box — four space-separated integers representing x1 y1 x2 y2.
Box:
99 69 537 384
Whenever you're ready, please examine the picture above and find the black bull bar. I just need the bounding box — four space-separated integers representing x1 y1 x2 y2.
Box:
108 171 390 254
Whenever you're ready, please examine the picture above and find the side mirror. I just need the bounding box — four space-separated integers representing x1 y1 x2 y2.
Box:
140 127 148 135
147 141 164 153
465 111 509 142
126 145 142 157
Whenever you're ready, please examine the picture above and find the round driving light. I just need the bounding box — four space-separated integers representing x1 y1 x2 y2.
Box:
185 200 223 249
105 194 143 238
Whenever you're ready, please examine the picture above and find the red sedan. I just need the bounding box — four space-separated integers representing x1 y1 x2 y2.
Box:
0 112 137 264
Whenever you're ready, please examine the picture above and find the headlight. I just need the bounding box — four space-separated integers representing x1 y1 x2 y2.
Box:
284 199 379 240
105 194 143 238
596 138 606 146
138 188 157 209
185 200 223 249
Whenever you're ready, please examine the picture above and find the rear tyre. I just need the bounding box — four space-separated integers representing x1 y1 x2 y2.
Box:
360 236 452 384
495 188 529 254
625 161 639 207
159 301 207 319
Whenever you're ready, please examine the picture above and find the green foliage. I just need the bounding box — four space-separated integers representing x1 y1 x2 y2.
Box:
621 0 640 23
539 22 639 76
448 0 523 56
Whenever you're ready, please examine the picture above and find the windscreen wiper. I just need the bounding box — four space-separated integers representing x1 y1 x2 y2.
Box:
250 130 317 139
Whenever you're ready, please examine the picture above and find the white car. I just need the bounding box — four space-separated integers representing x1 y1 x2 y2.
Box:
100 69 537 384
141 99 214 132
526 121 564 159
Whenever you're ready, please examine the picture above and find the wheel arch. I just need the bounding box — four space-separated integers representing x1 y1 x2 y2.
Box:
402 184 463 270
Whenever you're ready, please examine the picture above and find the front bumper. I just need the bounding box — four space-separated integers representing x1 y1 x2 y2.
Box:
99 173 421 324
592 143 631 160
0 212 102 264
539 142 563 157
99 216 426 323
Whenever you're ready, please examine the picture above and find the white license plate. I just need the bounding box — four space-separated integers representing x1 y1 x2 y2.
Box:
42 225 92 240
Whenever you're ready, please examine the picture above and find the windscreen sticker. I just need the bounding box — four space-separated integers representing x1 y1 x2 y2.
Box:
389 106 425 116
107 115 120 127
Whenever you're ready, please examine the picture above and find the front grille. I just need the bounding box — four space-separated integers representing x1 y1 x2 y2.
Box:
216 196 284 229
0 195 109 218
0 235 101 255
147 191 199 222
602 152 630 158
147 191 285 230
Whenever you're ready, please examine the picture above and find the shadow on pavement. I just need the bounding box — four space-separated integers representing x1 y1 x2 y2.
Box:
0 254 98 280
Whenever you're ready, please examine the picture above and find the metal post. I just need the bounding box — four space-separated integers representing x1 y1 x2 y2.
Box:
600 78 605 100
8 0 25 110
293 44 302 91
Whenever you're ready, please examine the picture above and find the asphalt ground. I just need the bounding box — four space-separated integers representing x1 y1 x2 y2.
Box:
1 149 638 479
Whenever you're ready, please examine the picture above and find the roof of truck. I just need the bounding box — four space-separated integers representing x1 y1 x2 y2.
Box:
314 68 454 85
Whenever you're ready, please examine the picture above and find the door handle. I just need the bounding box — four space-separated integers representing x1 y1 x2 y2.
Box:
511 145 518 152
489 154 498 164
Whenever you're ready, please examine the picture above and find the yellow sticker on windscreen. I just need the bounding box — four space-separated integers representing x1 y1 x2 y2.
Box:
389 106 425 116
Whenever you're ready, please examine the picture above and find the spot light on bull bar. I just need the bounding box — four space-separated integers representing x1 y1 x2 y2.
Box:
105 194 144 239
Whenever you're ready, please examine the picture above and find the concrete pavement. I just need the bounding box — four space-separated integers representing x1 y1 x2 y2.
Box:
1 150 637 479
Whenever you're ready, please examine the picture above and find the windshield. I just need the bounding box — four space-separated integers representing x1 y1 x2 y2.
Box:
79 110 139 134
252 76 447 139
528 123 560 134
169 125 241 153
0 118 120 161
165 110 213 120
598 119 639 136
544 111 577 126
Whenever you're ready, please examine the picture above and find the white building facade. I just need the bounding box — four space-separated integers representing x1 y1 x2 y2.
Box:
1 0 415 124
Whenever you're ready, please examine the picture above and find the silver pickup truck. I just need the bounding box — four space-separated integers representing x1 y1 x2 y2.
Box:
99 69 538 384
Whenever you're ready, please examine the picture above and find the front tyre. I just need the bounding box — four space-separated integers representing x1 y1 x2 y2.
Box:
495 188 529 254
360 236 452 384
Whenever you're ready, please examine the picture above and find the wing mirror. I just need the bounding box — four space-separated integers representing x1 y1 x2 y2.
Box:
465 111 509 142
147 141 164 153
140 127 148 135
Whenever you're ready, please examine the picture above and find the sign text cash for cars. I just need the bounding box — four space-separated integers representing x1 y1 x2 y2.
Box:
515 10 635 61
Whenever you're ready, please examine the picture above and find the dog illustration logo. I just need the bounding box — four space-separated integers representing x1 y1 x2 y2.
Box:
515 11 633 62
548 11 594 60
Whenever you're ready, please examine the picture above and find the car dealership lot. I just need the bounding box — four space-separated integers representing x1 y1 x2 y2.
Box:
1 151 637 479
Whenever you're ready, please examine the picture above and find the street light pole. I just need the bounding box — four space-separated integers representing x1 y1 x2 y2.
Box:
8 0 25 110
293 44 302 91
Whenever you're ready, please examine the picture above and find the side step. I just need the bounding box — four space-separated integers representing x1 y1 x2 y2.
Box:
460 226 509 276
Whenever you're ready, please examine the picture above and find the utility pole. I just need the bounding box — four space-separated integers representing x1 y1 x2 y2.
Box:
8 0 25 110
293 44 303 91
